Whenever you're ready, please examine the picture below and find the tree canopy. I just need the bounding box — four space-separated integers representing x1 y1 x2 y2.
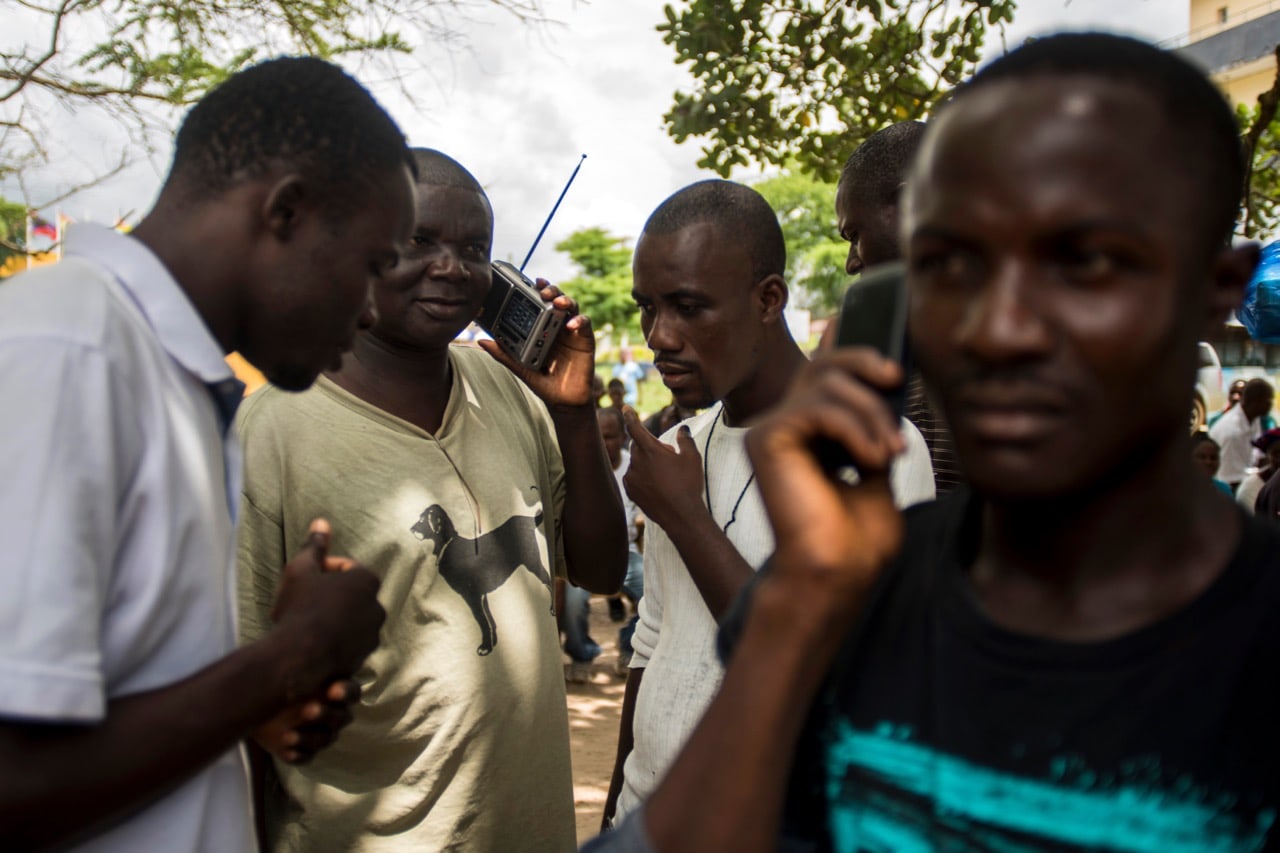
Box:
554 227 642 344
658 0 1016 181
751 170 847 315
0 197 29 272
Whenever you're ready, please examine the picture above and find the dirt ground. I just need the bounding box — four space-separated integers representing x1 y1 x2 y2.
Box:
564 596 630 845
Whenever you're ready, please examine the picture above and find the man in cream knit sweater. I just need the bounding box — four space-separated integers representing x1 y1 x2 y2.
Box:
602 180 935 827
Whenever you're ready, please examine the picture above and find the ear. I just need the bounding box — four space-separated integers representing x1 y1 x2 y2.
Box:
1202 242 1261 338
261 174 310 242
757 273 790 325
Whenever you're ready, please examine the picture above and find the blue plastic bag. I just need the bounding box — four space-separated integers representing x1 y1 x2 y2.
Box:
1239 241 1280 344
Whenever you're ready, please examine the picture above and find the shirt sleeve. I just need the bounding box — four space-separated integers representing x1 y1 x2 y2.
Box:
0 339 139 722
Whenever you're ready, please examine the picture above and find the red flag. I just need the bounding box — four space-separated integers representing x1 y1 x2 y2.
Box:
30 216 57 240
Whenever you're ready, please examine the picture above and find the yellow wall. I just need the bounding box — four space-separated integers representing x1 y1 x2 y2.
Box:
226 352 267 396
0 252 57 278
1190 0 1274 35
1221 58 1276 103
1187 0 1279 105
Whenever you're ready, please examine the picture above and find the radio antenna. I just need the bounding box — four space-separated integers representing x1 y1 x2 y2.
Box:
520 153 587 272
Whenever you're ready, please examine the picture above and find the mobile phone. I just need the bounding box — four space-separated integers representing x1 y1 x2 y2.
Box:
477 260 567 371
814 261 911 475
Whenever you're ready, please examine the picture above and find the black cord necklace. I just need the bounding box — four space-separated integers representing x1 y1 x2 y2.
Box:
703 406 756 534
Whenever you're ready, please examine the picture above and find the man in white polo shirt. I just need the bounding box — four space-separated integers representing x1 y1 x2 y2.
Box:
0 57 413 850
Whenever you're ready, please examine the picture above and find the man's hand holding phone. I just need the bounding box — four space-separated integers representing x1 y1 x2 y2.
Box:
748 347 906 611
746 266 911 627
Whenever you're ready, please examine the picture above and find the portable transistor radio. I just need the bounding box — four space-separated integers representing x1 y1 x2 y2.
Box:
476 154 586 372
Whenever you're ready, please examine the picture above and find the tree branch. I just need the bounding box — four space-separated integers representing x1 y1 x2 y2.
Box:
0 0 97 102
1241 45 1280 237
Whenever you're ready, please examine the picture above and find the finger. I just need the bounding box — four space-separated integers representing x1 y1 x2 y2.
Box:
748 408 897 544
816 369 906 459
306 518 331 562
673 424 699 458
823 346 905 393
323 556 358 573
325 678 362 704
623 407 663 450
535 281 562 301
286 714 352 757
551 293 580 316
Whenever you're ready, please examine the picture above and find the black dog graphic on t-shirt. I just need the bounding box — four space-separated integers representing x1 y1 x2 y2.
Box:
410 504 553 655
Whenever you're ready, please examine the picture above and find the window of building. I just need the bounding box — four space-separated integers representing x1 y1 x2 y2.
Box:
1218 6 1229 23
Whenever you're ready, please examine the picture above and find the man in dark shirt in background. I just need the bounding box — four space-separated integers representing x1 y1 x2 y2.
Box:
836 121 963 492
586 32 1280 852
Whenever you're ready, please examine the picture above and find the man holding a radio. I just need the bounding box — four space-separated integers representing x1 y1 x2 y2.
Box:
585 33 1280 853
237 147 627 851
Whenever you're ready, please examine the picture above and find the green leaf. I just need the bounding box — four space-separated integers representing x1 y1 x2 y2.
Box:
660 0 1017 179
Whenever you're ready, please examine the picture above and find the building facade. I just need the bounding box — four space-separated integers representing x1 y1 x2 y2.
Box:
1179 0 1280 104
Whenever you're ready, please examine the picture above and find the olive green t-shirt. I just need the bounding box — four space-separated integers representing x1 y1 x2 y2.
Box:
236 345 575 852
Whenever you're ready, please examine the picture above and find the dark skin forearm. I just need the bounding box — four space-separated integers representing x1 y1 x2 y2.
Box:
247 740 277 851
644 578 860 852
657 511 755 620
0 633 296 849
602 666 643 830
552 404 628 594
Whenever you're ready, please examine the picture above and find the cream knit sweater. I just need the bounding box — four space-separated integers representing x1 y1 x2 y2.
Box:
615 402 934 819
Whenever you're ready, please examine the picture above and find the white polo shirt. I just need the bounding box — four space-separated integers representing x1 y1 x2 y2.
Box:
0 225 254 851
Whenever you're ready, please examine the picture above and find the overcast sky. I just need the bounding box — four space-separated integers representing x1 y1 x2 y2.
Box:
7 0 1188 281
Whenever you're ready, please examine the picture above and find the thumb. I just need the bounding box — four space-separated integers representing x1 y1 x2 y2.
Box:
622 406 646 442
675 424 698 457
304 518 331 569
323 556 358 573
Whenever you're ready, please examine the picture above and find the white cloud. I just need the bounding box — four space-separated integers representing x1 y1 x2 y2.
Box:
5 0 1193 281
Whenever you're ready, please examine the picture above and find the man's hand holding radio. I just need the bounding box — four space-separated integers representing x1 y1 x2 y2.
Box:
478 279 598 409
481 277 628 594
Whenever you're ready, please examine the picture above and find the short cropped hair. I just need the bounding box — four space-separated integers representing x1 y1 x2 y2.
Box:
949 33 1243 247
409 148 493 217
171 56 412 210
642 180 785 282
410 148 487 194
1191 431 1219 450
839 121 927 208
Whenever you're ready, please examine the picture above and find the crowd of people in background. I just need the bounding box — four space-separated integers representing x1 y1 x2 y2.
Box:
2 27 1279 853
